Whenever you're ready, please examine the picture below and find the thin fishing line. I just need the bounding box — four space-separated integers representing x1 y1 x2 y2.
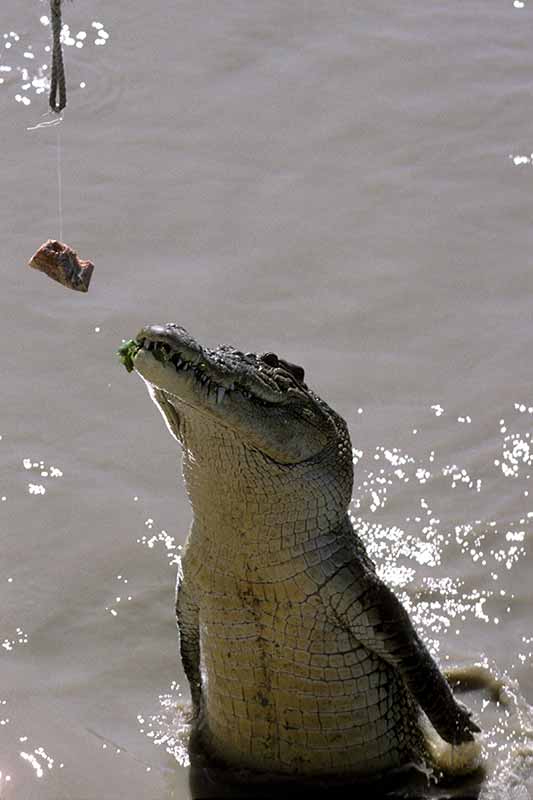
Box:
56 122 64 241
27 113 64 241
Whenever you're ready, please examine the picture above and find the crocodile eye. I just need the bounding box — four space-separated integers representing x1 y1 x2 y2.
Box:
290 364 305 383
279 358 305 384
260 352 279 368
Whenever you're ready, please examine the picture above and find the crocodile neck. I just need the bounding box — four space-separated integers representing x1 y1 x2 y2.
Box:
181 409 352 553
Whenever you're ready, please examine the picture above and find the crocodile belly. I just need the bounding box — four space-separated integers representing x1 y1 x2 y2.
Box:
197 593 423 777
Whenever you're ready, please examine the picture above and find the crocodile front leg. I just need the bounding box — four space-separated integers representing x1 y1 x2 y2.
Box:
176 567 201 715
327 557 480 746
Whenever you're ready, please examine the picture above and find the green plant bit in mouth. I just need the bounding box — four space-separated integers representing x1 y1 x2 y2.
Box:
117 339 141 372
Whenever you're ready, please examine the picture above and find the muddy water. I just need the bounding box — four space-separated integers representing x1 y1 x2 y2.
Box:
1 0 533 797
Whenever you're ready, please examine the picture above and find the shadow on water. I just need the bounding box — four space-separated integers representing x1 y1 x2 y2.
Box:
188 758 484 800
185 720 484 800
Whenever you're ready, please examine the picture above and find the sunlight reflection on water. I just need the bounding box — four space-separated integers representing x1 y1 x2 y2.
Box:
138 684 192 769
3 0 533 795
1 395 533 796
0 13 111 107
124 400 533 798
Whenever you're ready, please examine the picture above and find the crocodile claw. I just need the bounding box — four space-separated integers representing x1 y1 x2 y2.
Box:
445 702 481 744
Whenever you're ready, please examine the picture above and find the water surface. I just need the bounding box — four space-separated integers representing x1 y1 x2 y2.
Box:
1 1 533 797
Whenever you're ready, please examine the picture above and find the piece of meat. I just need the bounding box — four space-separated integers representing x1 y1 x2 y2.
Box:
28 240 94 293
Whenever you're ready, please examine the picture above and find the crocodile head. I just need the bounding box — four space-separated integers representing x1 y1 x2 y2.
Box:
119 324 351 467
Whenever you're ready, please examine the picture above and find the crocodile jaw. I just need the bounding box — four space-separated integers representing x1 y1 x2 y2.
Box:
130 325 336 464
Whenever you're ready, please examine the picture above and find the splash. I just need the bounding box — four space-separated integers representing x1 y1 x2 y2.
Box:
128 401 533 793
350 403 533 794
137 522 183 569
137 683 191 768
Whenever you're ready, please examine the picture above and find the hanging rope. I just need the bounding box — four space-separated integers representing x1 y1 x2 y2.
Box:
49 0 67 113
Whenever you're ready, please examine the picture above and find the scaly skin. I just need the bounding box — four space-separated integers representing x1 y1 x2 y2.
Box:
120 324 480 780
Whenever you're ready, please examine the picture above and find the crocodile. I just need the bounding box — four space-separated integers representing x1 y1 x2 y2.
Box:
119 324 481 787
